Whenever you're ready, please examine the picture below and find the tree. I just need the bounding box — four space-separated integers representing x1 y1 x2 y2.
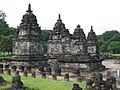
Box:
41 29 52 42
97 30 120 53
0 10 15 54
41 30 52 53
0 10 6 21
102 30 119 41
107 42 120 54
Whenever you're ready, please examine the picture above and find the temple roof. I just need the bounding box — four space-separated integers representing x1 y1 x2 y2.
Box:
87 26 97 41
20 4 38 26
73 24 86 39
61 29 70 37
52 14 66 34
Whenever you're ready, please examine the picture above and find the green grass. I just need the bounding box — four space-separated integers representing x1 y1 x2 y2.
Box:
0 74 86 90
112 54 120 56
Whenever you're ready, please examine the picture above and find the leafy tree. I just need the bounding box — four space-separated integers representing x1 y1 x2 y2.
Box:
107 42 120 54
102 30 119 41
0 10 15 54
97 30 120 53
0 10 6 20
41 29 52 42
41 30 52 53
109 33 120 42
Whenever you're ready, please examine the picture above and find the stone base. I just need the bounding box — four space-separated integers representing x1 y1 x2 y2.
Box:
10 55 46 62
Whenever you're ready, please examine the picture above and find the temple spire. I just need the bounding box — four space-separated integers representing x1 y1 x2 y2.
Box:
77 24 80 27
90 26 93 31
57 14 62 21
26 3 33 12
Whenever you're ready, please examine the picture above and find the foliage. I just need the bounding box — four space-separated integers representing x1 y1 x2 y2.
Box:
0 10 6 20
0 10 15 54
41 29 52 42
97 30 120 54
41 30 52 53
0 74 86 90
107 42 120 54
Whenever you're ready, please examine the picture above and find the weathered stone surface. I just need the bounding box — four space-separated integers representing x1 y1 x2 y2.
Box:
31 71 36 78
73 69 79 75
47 14 105 72
11 74 24 89
72 83 82 90
25 66 31 73
0 76 6 85
53 68 61 76
5 64 9 71
18 65 24 72
87 72 118 90
52 74 57 80
38 66 44 74
23 70 28 77
87 26 98 55
64 74 69 81
7 69 11 75
106 72 118 90
0 64 3 73
86 79 94 90
12 3 44 62
41 72 46 79
45 67 51 75
76 75 83 82
11 65 17 72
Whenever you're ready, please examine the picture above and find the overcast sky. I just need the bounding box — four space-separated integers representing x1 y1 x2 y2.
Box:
0 0 120 35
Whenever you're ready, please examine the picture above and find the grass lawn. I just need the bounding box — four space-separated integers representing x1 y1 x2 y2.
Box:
0 74 86 90
112 54 120 56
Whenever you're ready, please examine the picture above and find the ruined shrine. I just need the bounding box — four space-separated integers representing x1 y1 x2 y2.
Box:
47 14 105 71
12 4 44 63
11 4 105 71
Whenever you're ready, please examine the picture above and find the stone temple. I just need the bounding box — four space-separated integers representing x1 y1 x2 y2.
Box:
11 4 105 71
47 14 105 71
12 4 44 64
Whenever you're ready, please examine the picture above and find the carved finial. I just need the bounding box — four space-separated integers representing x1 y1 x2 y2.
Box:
57 14 62 21
91 26 93 31
77 24 81 27
26 3 33 12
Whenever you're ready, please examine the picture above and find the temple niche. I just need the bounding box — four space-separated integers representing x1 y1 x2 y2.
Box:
12 4 44 63
47 14 105 71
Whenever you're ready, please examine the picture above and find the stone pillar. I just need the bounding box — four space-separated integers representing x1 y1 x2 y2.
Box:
41 72 46 79
18 65 24 72
25 66 31 73
52 74 57 80
11 65 17 72
0 76 6 85
31 71 36 78
86 79 94 90
16 70 19 75
23 70 28 77
73 69 79 76
7 69 11 75
76 75 82 82
64 74 69 81
0 64 3 74
53 68 61 76
45 67 51 75
4 64 9 71
38 66 44 74
86 62 93 71
72 83 82 90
